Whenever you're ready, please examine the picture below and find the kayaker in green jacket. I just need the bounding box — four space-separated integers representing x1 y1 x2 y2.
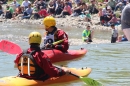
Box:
82 25 93 43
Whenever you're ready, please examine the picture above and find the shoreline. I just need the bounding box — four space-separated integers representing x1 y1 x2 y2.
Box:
0 14 122 31
0 15 122 44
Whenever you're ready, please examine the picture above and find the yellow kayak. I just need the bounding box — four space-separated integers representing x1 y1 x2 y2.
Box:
0 67 91 86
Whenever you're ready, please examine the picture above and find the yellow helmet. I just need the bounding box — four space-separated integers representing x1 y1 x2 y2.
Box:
43 16 56 28
29 32 42 44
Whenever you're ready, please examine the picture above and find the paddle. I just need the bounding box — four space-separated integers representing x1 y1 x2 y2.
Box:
0 40 22 54
56 65 103 86
52 39 64 45
0 40 64 54
70 72 103 86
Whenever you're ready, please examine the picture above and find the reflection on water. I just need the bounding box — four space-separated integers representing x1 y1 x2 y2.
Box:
0 23 130 86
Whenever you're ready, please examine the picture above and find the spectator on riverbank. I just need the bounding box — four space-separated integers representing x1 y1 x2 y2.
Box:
0 0 7 4
0 4 3 16
10 0 20 11
103 6 113 26
22 3 33 19
71 3 82 16
84 11 92 23
118 35 128 42
21 0 31 9
108 14 120 26
31 5 40 19
107 0 116 10
37 0 47 10
47 0 55 16
65 0 72 8
111 24 118 43
38 6 49 18
54 0 64 15
82 25 94 43
58 2 72 18
15 6 25 19
114 2 124 12
5 5 14 19
88 0 99 14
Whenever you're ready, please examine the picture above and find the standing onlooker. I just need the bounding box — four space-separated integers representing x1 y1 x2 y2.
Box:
121 3 130 41
111 24 118 43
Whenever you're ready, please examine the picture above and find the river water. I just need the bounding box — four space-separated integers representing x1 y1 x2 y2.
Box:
0 23 130 86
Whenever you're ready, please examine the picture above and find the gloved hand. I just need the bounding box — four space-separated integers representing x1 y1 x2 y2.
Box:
46 43 54 48
84 37 89 42
61 67 71 75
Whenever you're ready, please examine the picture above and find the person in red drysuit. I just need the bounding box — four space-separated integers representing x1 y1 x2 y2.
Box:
42 16 69 53
14 31 70 81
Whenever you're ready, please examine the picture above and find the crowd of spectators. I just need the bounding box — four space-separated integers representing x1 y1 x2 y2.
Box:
0 0 129 26
0 0 99 20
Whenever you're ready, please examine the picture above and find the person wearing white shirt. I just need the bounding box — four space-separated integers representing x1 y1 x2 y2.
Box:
21 0 31 8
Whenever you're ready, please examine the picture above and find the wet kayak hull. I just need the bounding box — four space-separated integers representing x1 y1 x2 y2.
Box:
0 67 91 86
43 48 87 63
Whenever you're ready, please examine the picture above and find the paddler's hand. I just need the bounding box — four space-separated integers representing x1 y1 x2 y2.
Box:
45 43 54 48
61 67 71 75
84 37 89 42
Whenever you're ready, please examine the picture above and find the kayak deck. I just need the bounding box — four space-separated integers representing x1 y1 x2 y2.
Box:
0 67 91 86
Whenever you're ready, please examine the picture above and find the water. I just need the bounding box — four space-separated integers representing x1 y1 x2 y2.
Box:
0 23 130 86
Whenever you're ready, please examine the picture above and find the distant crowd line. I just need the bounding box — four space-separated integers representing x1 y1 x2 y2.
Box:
0 0 127 23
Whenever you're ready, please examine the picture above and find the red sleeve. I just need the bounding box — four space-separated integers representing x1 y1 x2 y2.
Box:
54 29 69 52
34 52 66 77
14 53 23 64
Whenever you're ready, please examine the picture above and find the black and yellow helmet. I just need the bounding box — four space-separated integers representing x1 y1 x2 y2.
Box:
29 32 42 44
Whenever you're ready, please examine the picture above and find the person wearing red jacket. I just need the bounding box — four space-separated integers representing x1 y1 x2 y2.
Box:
14 31 69 81
42 16 69 53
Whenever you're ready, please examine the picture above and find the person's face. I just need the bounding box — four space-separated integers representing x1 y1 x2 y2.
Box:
6 6 9 9
87 26 90 30
45 27 53 32
111 26 115 28
91 1 95 4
